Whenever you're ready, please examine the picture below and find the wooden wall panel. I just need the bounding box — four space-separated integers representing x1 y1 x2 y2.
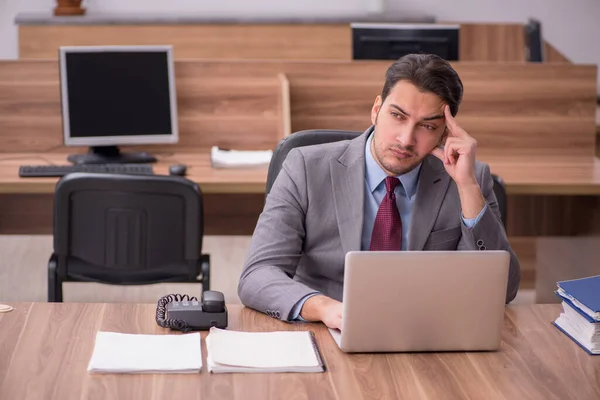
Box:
0 60 596 157
19 23 539 63
507 196 600 236
7 193 597 238
19 25 352 60
544 42 571 63
0 194 53 234
288 63 597 156
0 193 264 236
536 238 600 303
0 62 285 153
458 24 525 62
510 237 537 289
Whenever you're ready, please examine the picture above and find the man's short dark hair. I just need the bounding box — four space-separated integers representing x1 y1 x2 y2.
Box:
381 54 463 117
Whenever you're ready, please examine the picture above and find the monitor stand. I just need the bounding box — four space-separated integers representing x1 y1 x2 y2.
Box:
67 146 157 165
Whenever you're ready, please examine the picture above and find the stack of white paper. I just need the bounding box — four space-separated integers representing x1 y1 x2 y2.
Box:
205 327 325 373
210 146 273 169
87 331 202 373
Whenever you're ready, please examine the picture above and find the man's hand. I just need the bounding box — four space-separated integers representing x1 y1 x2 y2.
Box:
431 105 485 219
431 105 478 187
300 295 342 330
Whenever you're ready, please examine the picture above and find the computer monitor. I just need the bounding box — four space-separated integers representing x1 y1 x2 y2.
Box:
59 45 178 164
524 18 544 62
351 23 460 61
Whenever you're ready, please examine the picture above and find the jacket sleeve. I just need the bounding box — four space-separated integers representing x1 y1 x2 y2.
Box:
457 163 521 303
237 148 317 321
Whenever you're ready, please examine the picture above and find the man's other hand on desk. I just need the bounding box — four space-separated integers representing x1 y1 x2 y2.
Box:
300 295 342 330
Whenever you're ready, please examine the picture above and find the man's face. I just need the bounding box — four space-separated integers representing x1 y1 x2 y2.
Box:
370 80 447 176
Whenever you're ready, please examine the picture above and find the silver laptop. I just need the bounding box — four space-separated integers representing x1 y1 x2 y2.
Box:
329 250 510 353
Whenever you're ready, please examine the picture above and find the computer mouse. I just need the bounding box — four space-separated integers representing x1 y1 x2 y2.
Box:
168 164 187 176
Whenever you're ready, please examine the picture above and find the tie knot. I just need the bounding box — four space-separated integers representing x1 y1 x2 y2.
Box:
384 176 400 194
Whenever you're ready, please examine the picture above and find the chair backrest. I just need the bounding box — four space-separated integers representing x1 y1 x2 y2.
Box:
491 174 508 228
266 129 363 195
53 172 204 283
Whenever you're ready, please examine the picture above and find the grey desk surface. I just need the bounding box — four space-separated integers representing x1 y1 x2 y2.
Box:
15 11 434 26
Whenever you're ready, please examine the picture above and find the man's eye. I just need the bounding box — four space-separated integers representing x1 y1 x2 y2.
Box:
422 124 436 130
391 112 405 120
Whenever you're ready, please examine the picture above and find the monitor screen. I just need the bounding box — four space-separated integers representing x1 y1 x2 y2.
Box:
351 23 460 61
59 45 178 147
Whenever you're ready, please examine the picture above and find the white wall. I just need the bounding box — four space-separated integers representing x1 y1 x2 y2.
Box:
0 0 49 60
1 0 599 91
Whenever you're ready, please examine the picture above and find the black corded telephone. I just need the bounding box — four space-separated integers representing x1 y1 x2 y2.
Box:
155 290 228 332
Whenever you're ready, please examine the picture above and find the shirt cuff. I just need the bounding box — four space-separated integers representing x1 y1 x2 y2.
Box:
288 292 321 321
461 203 487 229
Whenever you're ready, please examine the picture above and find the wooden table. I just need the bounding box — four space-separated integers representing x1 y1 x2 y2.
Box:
0 153 268 194
1 153 600 195
0 153 269 234
1 303 599 399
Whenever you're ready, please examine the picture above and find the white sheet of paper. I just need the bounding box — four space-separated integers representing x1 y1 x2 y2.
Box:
87 331 202 373
206 328 318 368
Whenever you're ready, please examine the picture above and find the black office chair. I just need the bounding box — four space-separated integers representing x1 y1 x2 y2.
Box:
266 129 509 227
48 172 210 302
491 174 508 228
266 129 363 196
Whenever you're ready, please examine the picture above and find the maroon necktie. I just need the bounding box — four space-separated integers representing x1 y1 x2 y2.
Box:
369 176 402 251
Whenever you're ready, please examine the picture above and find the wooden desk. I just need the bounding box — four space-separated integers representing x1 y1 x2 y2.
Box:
0 303 598 400
482 155 600 195
0 153 268 195
2 153 600 196
1 152 600 241
0 153 269 234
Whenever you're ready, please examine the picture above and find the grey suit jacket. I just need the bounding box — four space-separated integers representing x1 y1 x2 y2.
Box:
238 128 521 321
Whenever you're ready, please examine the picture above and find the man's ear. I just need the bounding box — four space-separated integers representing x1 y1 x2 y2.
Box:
371 95 382 126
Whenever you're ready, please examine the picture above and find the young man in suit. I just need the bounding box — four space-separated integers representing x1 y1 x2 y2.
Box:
238 54 521 330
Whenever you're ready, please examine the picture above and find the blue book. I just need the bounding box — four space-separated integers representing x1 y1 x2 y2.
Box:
553 301 600 355
554 292 598 323
557 275 600 321
552 321 599 355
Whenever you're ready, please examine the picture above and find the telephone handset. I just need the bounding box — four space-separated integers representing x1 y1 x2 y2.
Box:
155 290 228 332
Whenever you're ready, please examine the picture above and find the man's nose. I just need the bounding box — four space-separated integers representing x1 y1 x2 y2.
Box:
395 125 417 147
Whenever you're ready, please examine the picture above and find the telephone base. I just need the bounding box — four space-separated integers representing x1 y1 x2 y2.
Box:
166 302 228 330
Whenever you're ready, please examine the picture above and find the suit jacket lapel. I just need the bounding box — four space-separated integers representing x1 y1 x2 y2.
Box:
330 128 370 256
408 155 451 250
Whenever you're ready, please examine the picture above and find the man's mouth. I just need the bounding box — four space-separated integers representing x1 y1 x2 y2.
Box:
390 148 413 159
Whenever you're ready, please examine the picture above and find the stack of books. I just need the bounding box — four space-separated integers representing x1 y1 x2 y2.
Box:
552 275 600 355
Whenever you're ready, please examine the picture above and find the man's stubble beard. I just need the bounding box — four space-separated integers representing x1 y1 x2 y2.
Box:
371 127 420 176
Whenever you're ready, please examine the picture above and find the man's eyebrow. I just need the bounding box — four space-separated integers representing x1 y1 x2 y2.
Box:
389 104 443 122
422 113 444 121
390 104 410 116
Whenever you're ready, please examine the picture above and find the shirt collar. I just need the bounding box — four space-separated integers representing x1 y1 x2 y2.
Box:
364 132 421 199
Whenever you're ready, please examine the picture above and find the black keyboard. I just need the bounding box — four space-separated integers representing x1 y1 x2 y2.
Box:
19 164 155 178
